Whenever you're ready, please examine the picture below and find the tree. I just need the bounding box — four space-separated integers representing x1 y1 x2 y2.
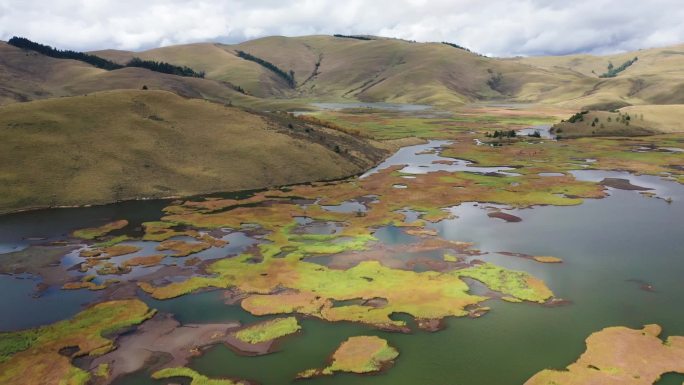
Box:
8 36 204 78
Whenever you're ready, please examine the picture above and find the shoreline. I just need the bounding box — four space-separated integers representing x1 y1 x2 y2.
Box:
0 137 424 218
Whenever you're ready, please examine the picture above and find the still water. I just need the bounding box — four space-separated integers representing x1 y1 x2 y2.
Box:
2 140 684 385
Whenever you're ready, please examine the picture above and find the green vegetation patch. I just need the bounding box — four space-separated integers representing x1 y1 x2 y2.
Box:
526 324 684 385
152 367 245 385
232 317 301 344
72 220 128 240
298 336 399 378
0 299 154 385
455 263 553 303
311 109 555 140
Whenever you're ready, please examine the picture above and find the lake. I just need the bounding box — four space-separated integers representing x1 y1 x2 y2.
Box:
2 139 684 385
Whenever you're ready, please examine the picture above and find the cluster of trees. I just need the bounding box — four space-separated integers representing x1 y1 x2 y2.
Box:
8 36 123 70
442 41 486 57
599 57 638 78
126 57 204 78
333 34 373 41
442 41 472 52
485 130 517 138
8 36 205 78
609 112 633 125
565 110 589 123
236 50 295 88
527 131 542 138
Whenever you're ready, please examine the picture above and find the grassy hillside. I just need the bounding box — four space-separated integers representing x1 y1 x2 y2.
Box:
550 104 684 138
7 36 684 110
0 41 301 110
90 36 594 107
551 110 657 138
513 44 684 108
619 105 684 133
0 41 103 104
0 90 386 214
231 35 595 106
93 43 290 97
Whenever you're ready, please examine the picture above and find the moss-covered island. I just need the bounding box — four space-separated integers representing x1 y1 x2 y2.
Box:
0 300 154 385
297 336 399 378
526 325 684 385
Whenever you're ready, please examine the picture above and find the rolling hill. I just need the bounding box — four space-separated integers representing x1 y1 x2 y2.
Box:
0 41 299 110
0 90 387 214
2 34 684 212
512 44 684 109
92 35 596 107
7 36 684 110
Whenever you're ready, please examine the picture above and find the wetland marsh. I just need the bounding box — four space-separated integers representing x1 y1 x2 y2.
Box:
2 106 684 385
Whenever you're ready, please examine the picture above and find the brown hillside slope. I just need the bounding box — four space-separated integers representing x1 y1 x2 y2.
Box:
92 36 594 107
92 43 289 98
229 35 595 106
7 36 684 110
512 44 684 108
0 90 386 214
0 41 299 110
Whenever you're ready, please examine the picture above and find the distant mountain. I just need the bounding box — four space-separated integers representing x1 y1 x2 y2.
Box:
511 43 684 108
4 35 684 109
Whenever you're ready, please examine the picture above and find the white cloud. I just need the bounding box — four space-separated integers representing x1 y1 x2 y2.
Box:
0 0 682 56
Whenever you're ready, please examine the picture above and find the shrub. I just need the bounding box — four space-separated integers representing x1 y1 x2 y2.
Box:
599 57 638 78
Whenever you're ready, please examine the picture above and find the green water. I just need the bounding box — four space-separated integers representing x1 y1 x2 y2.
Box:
111 184 684 385
3 140 684 384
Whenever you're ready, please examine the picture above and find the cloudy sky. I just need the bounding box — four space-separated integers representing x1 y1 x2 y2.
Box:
1 0 683 56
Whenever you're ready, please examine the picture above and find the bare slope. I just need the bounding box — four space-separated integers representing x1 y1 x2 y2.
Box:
231 35 593 106
92 36 593 107
0 41 299 110
0 90 386 213
513 44 684 108
92 43 289 98
6 36 684 111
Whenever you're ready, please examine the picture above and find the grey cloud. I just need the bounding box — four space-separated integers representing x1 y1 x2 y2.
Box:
0 0 682 56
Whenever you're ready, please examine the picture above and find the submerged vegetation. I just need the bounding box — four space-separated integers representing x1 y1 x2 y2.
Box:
0 300 154 385
2 26 684 385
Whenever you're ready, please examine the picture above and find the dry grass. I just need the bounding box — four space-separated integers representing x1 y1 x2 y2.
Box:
86 36 593 107
514 44 684 108
619 104 684 133
526 324 684 385
0 89 385 214
0 41 300 111
6 37 684 110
